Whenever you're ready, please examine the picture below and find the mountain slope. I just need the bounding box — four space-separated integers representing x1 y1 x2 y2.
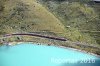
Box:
37 0 100 44
0 0 99 44
0 0 66 35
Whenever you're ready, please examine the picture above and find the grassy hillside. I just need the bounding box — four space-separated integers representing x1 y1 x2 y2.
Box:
0 0 66 36
37 0 100 44
0 0 99 44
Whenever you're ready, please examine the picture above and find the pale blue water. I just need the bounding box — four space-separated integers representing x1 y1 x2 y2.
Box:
0 43 100 66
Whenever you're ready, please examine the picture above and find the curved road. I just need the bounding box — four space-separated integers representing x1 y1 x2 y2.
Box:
4 33 67 41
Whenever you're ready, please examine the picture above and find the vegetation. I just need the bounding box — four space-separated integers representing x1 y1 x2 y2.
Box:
37 0 100 44
0 0 66 35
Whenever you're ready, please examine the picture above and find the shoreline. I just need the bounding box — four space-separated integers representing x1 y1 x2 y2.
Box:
2 41 100 58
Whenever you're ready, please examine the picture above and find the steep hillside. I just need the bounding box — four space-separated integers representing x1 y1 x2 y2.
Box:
0 0 66 36
0 0 99 44
37 0 100 44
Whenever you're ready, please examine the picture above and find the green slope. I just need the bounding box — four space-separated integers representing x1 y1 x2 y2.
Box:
0 0 99 45
37 0 100 44
0 0 66 35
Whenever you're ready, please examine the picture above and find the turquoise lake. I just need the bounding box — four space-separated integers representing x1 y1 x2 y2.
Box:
0 43 100 66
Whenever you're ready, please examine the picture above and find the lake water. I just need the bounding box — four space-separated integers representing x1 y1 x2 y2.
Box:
0 43 100 66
